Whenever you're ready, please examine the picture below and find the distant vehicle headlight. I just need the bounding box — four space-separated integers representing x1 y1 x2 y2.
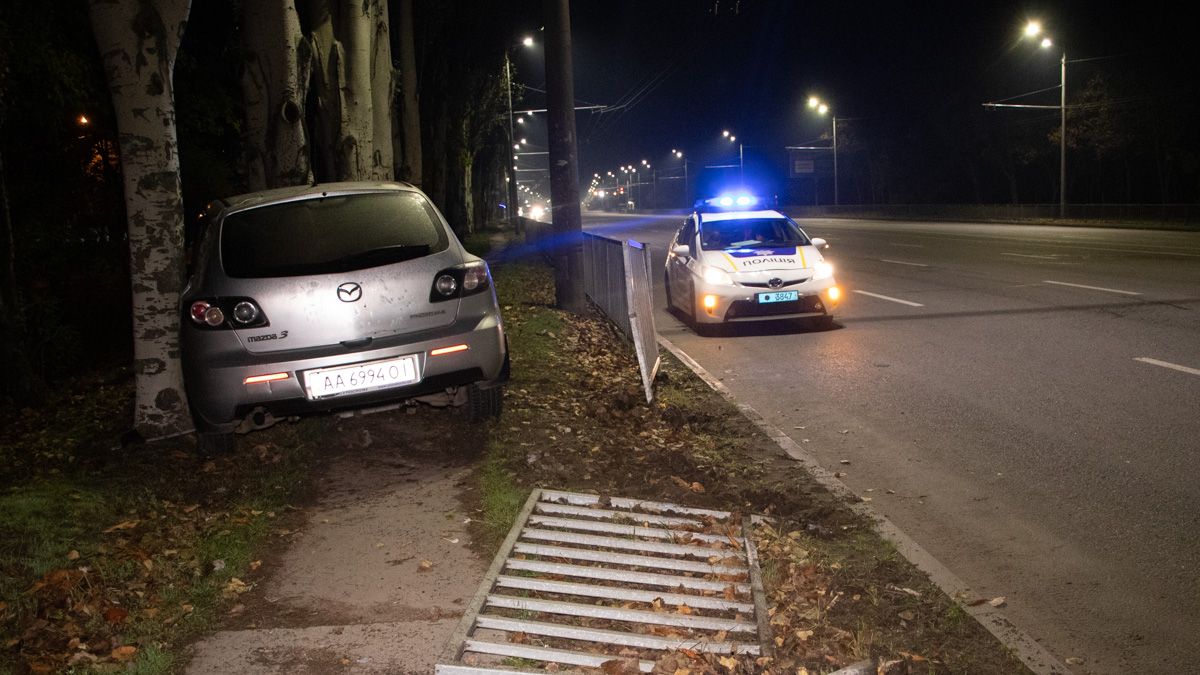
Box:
814 261 834 280
702 266 734 285
530 205 546 220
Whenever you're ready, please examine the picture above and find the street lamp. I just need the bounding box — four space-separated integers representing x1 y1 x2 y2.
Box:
722 131 744 178
807 96 839 205
1022 20 1067 219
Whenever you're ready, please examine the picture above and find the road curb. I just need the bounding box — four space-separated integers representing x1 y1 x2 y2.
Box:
656 334 1071 675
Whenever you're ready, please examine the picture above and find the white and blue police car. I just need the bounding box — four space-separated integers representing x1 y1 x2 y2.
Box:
664 195 841 331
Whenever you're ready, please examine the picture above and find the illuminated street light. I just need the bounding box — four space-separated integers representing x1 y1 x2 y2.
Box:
722 130 730 137
806 96 840 205
1020 19 1067 218
77 114 90 126
522 36 534 47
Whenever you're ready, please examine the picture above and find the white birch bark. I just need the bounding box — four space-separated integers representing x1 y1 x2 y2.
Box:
241 0 311 190
337 0 374 179
89 0 192 437
307 0 341 180
369 0 394 180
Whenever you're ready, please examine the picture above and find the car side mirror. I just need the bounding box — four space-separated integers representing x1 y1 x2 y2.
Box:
670 244 690 257
811 237 828 250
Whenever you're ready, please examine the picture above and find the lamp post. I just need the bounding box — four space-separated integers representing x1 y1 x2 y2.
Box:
1024 21 1067 219
807 96 839 205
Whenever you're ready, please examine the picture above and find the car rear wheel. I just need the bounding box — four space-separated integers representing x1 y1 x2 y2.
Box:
810 315 835 330
466 383 503 421
664 272 673 310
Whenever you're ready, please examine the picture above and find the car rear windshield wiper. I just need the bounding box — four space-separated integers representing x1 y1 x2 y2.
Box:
325 243 432 271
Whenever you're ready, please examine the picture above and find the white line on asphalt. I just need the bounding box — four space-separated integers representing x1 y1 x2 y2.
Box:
1133 357 1200 377
852 290 925 307
1042 280 1141 296
879 259 929 267
1001 252 1059 260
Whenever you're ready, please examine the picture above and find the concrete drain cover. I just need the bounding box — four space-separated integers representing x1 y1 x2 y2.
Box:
437 489 771 673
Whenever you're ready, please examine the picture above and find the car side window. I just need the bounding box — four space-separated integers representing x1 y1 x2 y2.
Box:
679 217 696 255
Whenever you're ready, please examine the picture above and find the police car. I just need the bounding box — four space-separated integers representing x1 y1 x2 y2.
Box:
664 196 840 331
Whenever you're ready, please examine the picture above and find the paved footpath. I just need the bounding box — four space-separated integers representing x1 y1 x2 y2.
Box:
186 411 485 674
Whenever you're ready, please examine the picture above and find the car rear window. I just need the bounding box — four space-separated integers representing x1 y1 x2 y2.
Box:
220 191 450 278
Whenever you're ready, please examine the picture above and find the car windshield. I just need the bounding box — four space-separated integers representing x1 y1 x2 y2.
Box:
220 192 449 278
699 218 810 250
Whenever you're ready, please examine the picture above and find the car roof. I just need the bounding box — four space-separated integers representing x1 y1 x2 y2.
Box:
221 181 419 215
697 209 788 224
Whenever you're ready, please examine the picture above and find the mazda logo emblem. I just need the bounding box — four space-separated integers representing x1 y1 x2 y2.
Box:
768 278 783 289
337 282 362 302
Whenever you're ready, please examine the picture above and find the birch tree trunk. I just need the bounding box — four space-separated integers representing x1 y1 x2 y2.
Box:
369 0 394 180
337 0 373 179
241 0 312 190
396 0 421 185
89 0 192 438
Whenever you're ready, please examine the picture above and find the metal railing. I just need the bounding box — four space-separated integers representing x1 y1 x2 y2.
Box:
582 232 660 402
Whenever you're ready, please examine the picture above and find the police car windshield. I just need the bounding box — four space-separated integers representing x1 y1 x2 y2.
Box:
699 218 810 250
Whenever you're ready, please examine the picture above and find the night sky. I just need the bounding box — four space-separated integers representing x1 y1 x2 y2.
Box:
507 0 1198 202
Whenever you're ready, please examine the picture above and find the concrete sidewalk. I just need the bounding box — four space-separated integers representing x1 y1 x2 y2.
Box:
186 410 485 674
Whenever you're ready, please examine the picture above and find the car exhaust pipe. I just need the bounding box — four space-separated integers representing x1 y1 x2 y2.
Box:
236 407 277 433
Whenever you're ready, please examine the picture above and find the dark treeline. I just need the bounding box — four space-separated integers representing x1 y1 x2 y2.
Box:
0 0 539 406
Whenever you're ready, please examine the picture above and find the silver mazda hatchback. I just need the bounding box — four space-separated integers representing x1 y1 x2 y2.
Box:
181 181 508 452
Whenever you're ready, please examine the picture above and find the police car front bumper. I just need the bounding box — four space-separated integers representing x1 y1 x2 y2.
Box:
692 276 841 324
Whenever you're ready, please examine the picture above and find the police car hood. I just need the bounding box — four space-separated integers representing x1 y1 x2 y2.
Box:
704 245 819 273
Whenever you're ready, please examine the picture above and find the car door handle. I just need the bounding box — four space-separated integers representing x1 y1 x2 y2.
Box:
340 337 373 349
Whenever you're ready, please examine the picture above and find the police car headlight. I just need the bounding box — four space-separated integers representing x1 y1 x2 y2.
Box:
814 261 834 280
702 266 734 285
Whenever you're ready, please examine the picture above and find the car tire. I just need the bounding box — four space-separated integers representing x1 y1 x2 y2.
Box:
467 383 503 422
196 431 235 456
664 272 673 310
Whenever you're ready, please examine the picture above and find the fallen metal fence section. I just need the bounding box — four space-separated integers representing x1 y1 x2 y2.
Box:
436 489 771 674
582 233 661 402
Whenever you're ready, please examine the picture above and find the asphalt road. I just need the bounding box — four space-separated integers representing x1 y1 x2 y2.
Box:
582 211 1200 675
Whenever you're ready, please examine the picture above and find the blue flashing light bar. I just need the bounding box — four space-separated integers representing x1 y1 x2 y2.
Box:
694 193 759 210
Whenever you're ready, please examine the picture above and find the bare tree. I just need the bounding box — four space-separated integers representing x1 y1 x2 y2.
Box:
241 0 312 190
89 0 192 437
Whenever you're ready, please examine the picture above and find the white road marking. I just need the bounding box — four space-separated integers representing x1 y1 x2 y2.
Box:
1001 252 1059 260
1042 280 1141 296
1134 357 1200 377
879 259 929 267
852 290 925 307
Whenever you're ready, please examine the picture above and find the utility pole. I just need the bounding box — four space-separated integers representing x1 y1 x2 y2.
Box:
504 54 520 232
544 0 585 313
1059 51 1067 219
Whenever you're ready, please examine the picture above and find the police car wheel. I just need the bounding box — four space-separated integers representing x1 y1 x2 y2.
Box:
664 272 673 309
811 315 835 330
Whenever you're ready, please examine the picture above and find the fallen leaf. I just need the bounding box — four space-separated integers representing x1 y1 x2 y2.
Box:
111 645 137 662
102 520 139 533
989 596 1007 607
689 482 705 493
141 558 153 572
103 607 128 624
897 610 915 621
66 550 80 561
838 459 851 465
718 655 739 671
1065 657 1084 666
418 559 434 571
249 560 262 571
795 629 814 641
676 603 693 615
669 475 690 489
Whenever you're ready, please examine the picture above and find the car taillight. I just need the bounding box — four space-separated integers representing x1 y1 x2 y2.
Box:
186 297 269 329
430 261 491 302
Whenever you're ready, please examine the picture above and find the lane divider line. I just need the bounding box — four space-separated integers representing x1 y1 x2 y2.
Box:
879 259 929 267
852 289 925 307
655 334 1069 675
1134 357 1200 377
1001 252 1059 260
1042 280 1141 296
